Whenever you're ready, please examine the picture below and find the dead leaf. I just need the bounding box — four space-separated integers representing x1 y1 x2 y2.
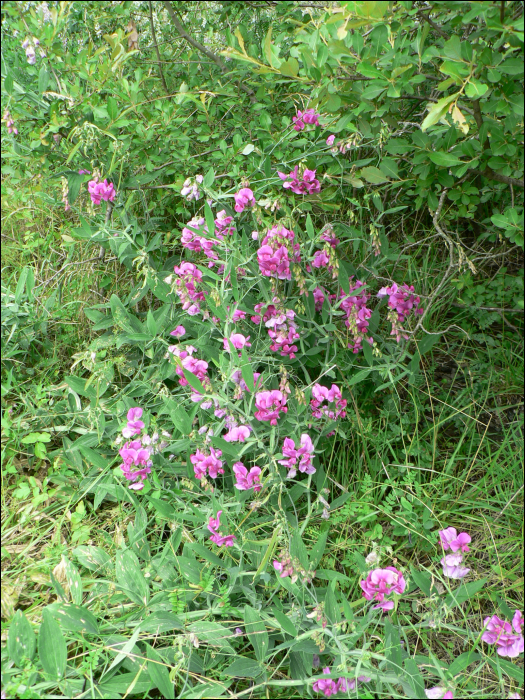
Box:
126 20 139 52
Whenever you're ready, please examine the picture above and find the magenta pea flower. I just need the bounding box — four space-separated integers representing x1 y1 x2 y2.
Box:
224 333 251 351
223 425 251 443
312 249 330 268
425 689 454 699
88 178 116 205
233 462 262 492
279 434 315 478
119 438 152 490
234 187 256 213
360 567 406 611
326 134 335 146
438 527 471 553
254 390 287 425
78 169 91 175
122 407 145 438
190 447 224 480
208 510 236 547
170 325 186 338
440 553 470 579
482 612 524 658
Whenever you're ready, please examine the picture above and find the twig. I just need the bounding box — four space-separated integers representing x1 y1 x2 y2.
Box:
98 201 114 261
417 9 449 38
148 0 170 96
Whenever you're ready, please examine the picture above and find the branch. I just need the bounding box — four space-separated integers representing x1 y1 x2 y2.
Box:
98 201 113 261
162 1 256 101
149 0 170 96
416 9 449 39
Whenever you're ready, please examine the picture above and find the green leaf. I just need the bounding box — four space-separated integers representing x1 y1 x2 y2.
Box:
244 605 269 662
384 620 402 674
182 368 206 395
203 167 215 188
107 95 118 121
146 497 177 520
38 609 67 681
146 310 157 336
147 644 175 699
305 214 315 239
115 549 150 606
21 432 51 445
271 609 297 637
310 527 329 568
64 557 83 606
138 612 184 634
264 26 274 67
338 263 350 294
421 92 459 131
448 651 481 675
403 658 425 698
280 58 299 77
240 347 255 394
444 578 487 609
428 151 463 167
242 143 255 155
223 657 263 678
38 65 49 93
361 85 388 100
379 158 399 179
4 72 14 94
465 80 489 98
46 603 99 634
186 542 225 568
189 621 234 652
8 610 36 666
325 585 341 624
360 166 390 184
410 567 432 596
486 655 524 683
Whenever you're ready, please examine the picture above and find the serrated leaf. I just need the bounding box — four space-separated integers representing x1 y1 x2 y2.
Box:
8 610 36 667
46 603 99 634
360 166 390 184
115 550 150 606
38 609 67 680
244 605 269 662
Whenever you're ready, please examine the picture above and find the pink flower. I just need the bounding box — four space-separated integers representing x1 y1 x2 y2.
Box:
190 447 224 480
279 434 315 478
273 556 294 579
233 462 262 492
310 384 347 420
312 667 367 697
170 325 186 338
208 510 236 547
360 567 406 611
232 308 246 322
377 282 423 342
438 527 471 552
215 209 235 236
122 407 145 438
234 187 256 213
312 249 330 268
254 390 288 425
257 244 292 281
78 169 91 175
88 179 116 205
320 227 340 248
277 166 321 195
293 108 320 131
482 613 525 658
313 287 325 311
119 438 152 490
513 610 524 634
425 689 454 699
339 281 374 353
326 134 335 146
224 333 251 351
224 425 252 443
440 553 470 579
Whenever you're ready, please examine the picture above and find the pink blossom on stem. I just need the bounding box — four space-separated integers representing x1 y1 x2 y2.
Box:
440 553 470 579
360 567 406 611
377 282 423 342
224 333 251 351
224 425 252 443
254 390 287 425
233 462 262 492
277 166 321 195
313 286 325 311
215 209 235 236
482 613 524 658
279 434 315 478
312 249 330 268
88 179 116 205
208 510 236 547
438 527 471 552
122 407 145 438
119 438 152 490
425 688 454 699
170 325 186 338
339 282 374 353
190 447 224 480
234 187 256 213
326 134 335 146
310 384 347 420
312 667 368 697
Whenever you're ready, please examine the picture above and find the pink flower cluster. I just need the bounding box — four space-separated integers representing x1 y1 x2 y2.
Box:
119 439 152 490
482 610 524 658
122 407 145 438
223 333 251 352
339 282 374 353
191 447 224 479
278 166 321 195
425 689 454 699
231 369 262 396
224 425 251 442
377 282 423 342
180 211 234 266
233 461 262 492
234 187 256 213
279 434 315 478
292 108 320 131
172 262 206 316
310 384 347 420
254 390 288 425
167 345 209 389
257 225 300 281
313 668 370 697
88 178 116 205
438 527 471 579
3 109 18 135
181 174 203 201
360 567 406 611
252 298 300 359
208 510 235 547
320 225 340 248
